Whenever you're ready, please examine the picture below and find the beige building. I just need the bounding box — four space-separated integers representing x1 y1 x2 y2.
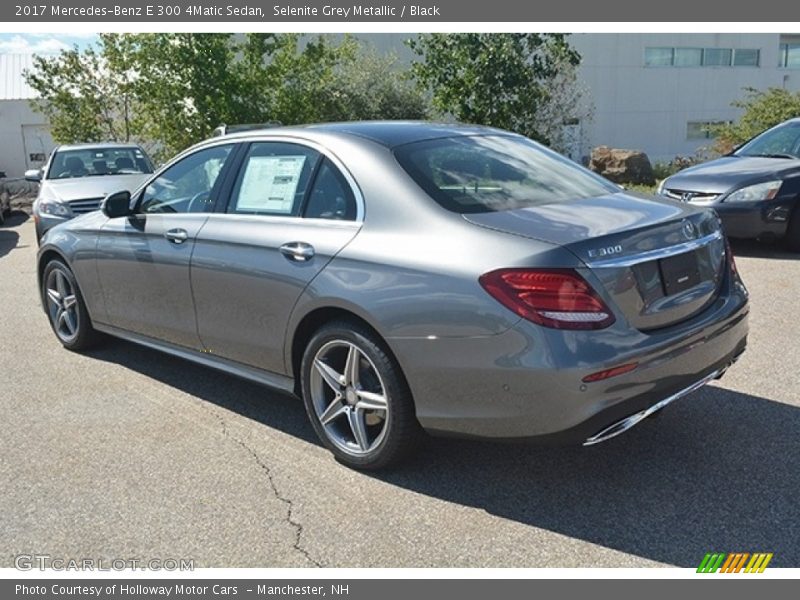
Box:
0 54 54 178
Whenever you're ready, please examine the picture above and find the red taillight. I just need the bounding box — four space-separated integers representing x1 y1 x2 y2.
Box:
479 268 616 330
582 362 639 383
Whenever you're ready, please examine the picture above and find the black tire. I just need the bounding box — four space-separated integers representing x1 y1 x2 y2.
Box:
300 320 424 470
785 206 800 253
41 259 102 351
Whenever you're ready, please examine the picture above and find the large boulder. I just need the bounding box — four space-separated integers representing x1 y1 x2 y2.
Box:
589 146 656 186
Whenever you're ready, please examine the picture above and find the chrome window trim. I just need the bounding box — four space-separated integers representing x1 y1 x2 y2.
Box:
588 230 723 268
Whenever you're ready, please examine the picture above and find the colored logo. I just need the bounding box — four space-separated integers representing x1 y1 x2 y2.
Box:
697 552 773 573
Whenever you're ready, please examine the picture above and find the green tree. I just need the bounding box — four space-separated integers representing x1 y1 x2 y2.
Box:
26 43 137 144
711 87 800 154
408 33 583 148
319 46 429 122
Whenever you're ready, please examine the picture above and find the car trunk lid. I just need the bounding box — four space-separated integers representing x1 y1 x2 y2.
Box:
463 192 727 330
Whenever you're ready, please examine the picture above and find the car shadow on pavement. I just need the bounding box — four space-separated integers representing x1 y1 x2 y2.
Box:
730 238 798 260
89 338 798 568
0 212 30 259
383 383 800 568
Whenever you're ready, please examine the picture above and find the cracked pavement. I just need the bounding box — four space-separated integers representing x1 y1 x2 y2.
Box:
1 213 799 568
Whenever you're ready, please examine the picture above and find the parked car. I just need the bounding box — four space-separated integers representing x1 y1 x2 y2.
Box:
36 122 749 469
658 118 800 251
27 143 154 240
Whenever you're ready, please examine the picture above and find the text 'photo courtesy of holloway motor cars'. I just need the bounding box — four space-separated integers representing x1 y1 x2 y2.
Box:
36 121 749 470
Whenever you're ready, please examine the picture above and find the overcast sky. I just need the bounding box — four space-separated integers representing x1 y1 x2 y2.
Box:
0 33 98 54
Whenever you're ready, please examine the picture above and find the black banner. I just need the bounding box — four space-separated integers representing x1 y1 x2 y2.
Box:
3 0 797 22
4 579 796 600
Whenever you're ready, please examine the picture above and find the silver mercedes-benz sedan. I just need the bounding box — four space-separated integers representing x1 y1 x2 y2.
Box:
36 122 749 469
27 142 154 241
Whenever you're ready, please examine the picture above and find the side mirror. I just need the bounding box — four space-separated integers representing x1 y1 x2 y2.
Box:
24 169 42 182
101 190 133 218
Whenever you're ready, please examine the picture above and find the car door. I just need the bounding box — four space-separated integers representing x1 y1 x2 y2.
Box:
95 142 238 348
190 140 362 374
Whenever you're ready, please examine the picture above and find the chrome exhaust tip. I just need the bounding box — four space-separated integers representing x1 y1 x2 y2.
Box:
583 368 722 446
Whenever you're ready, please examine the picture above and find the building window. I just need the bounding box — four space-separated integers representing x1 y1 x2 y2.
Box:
702 48 733 66
733 48 760 67
645 47 760 67
644 47 673 67
779 34 800 68
674 48 703 67
687 121 730 140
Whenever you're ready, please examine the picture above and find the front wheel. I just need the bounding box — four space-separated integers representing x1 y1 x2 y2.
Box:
300 321 424 470
785 206 800 253
41 259 101 350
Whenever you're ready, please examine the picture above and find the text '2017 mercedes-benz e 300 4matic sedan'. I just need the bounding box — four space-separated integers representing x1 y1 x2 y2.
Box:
37 122 749 469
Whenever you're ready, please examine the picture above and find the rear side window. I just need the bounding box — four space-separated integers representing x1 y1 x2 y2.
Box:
229 142 319 216
394 135 617 214
303 159 357 221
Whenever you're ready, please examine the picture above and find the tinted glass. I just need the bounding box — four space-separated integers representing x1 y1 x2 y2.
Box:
703 48 732 66
645 47 673 66
394 135 618 214
736 122 800 158
48 147 153 180
139 144 233 214
229 142 319 216
674 48 702 66
304 159 357 221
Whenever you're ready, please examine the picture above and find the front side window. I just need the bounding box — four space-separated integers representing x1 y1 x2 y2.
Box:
47 147 153 180
394 135 618 214
139 144 233 214
229 142 319 216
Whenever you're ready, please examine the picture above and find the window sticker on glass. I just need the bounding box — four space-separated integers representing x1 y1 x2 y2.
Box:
236 155 307 213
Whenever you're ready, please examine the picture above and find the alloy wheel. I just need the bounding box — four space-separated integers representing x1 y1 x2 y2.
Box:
45 267 80 343
309 339 390 456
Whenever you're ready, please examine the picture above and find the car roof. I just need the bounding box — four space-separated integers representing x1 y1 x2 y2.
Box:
55 142 145 152
215 120 510 148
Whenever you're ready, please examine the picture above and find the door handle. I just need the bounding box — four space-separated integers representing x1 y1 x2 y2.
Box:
279 242 315 262
165 228 189 244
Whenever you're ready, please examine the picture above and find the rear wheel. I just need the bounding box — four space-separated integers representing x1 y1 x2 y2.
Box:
300 320 423 470
42 260 101 351
786 206 800 253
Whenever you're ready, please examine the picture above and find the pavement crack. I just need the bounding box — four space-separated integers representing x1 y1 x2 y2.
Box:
209 409 323 568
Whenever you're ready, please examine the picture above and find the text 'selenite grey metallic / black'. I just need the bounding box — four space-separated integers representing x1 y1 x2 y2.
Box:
36 121 749 469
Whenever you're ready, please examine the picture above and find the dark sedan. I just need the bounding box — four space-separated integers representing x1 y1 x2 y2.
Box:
658 118 800 251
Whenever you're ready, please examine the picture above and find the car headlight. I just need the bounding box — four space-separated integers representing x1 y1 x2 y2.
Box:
723 180 782 203
37 200 71 217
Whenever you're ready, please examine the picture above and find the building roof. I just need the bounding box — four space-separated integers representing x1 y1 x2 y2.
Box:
0 54 38 100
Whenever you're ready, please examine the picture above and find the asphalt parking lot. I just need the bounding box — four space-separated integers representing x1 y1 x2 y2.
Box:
1 212 798 568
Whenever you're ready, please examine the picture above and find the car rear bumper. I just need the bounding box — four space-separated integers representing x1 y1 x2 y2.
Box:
713 198 794 240
389 276 749 445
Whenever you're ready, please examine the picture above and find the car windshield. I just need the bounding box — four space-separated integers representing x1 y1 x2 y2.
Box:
735 121 800 159
47 147 154 179
394 135 618 214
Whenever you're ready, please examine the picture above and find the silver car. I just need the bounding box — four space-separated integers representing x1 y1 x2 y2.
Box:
36 122 749 469
27 142 154 240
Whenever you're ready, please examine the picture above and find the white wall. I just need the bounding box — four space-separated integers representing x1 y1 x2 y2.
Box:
570 33 800 161
0 99 53 178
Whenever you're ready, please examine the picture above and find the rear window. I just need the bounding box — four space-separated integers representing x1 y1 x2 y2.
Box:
394 135 617 214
